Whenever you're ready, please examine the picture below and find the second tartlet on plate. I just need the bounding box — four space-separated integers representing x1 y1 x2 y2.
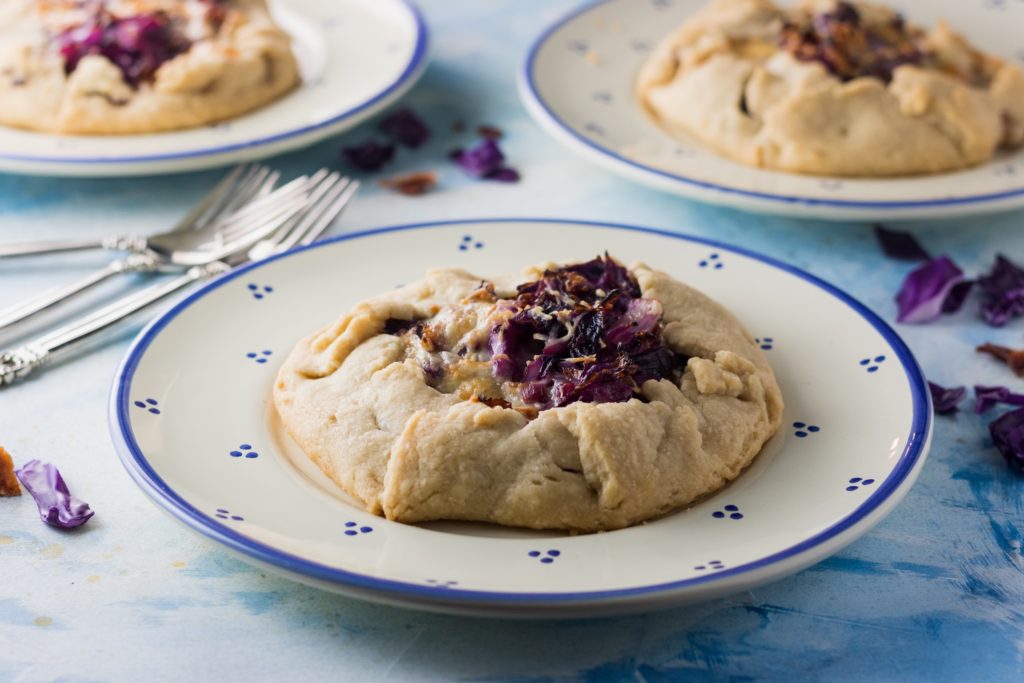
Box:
637 0 1024 177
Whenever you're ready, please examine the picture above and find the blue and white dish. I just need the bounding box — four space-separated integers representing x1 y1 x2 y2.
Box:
109 218 932 617
519 0 1024 221
0 0 428 177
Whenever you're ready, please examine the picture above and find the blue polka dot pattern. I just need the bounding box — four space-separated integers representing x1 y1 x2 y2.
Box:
214 508 244 521
694 560 725 572
699 253 723 269
229 443 258 459
132 398 161 415
246 350 273 364
846 477 876 492
529 550 561 564
859 355 887 373
343 521 373 536
793 421 821 438
247 283 274 300
712 504 744 520
458 235 484 252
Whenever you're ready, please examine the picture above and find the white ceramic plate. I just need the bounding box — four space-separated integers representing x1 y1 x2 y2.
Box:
0 0 428 177
519 0 1024 221
109 218 932 618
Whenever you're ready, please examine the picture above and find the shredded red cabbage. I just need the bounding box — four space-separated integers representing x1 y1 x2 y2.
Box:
895 256 967 324
977 255 1024 327
341 140 396 172
450 139 520 182
940 279 975 315
989 407 1024 473
488 255 685 408
58 10 191 86
14 460 94 529
974 385 1024 414
928 381 966 415
378 108 431 148
873 225 930 261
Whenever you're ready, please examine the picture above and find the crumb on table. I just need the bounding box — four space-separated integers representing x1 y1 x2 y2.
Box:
0 446 21 497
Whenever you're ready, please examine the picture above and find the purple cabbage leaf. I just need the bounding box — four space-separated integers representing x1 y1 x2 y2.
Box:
928 381 966 415
873 224 930 261
974 385 1024 414
895 256 967 324
989 407 1024 473
378 108 431 148
977 255 1024 327
14 460 94 529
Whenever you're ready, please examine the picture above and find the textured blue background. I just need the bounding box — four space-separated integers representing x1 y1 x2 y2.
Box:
2 1 1024 681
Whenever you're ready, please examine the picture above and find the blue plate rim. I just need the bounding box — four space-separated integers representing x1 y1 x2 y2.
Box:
109 218 932 606
519 0 1024 210
0 0 429 165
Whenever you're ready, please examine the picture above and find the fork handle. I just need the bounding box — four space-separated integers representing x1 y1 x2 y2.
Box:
0 234 146 258
0 262 228 387
0 252 161 331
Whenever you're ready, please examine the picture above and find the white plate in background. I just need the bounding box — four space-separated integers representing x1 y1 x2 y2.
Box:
519 0 1024 221
0 0 429 177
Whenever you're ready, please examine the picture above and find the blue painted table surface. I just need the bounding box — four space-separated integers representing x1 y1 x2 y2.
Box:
2 2 1023 681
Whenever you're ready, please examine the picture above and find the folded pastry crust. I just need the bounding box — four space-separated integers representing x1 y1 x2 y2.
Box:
0 0 299 134
274 263 784 532
636 0 1024 176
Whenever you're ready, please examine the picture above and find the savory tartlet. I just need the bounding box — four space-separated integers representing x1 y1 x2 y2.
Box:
274 256 784 532
637 0 1024 176
0 0 299 134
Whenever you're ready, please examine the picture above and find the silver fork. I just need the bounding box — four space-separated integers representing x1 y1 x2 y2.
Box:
0 169 313 331
0 164 272 259
0 172 358 386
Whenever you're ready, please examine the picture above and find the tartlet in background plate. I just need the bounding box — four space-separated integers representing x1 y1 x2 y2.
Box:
0 0 428 177
519 0 1024 221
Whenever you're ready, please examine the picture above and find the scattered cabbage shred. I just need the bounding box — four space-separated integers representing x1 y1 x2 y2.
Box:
14 460 94 529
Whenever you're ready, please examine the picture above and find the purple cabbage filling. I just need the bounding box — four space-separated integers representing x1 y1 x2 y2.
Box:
58 10 192 87
779 1 928 83
488 255 686 409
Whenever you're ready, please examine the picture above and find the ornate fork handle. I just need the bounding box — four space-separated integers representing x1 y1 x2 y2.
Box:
0 345 47 386
0 251 163 331
0 233 147 259
0 262 230 387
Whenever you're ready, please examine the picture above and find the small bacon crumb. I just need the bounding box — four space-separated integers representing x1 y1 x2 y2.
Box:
379 171 437 196
0 446 21 497
976 343 1024 377
472 394 513 410
476 124 503 140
